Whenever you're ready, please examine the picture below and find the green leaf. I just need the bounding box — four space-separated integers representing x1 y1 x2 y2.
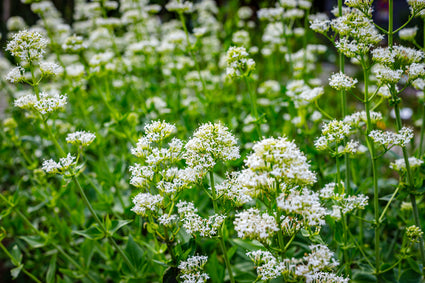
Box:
11 264 23 279
11 245 22 264
20 235 47 248
0 207 12 219
399 269 422 283
73 225 104 240
108 220 132 236
381 263 396 283
105 214 111 231
81 239 96 268
124 235 145 270
230 239 263 251
206 251 224 283
227 245 238 261
407 257 421 274
352 271 376 283
46 254 57 283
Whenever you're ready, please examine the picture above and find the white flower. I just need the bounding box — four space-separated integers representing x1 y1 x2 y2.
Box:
184 122 240 174
62 34 87 52
407 0 425 15
179 255 209 283
14 91 67 115
6 30 48 62
374 65 403 84
5 66 26 84
369 127 414 148
246 250 285 280
309 13 330 34
315 120 351 151
399 26 418 41
225 46 255 79
158 214 178 226
66 131 96 146
277 188 328 227
131 193 163 216
244 137 317 188
42 153 76 174
165 0 193 13
329 72 358 90
372 47 395 65
343 111 382 126
390 157 423 172
215 172 253 206
234 208 279 240
40 62 63 77
257 7 284 21
408 63 425 79
177 201 226 237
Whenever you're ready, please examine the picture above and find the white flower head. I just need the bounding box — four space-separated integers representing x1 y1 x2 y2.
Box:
6 30 48 62
131 192 163 216
329 72 358 91
14 91 67 115
66 131 96 147
184 122 240 174
234 208 279 240
225 46 255 79
42 153 76 174
178 255 209 283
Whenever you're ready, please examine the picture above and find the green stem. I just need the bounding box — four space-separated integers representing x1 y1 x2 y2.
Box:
362 60 381 278
379 186 400 223
178 12 207 104
163 226 178 265
419 103 425 157
388 0 393 48
72 176 138 274
342 215 351 276
244 76 262 139
209 171 235 283
41 119 66 157
274 182 286 258
393 102 425 272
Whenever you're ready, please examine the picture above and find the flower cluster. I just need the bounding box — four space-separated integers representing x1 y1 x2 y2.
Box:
329 72 358 91
319 182 368 220
315 120 358 154
177 201 226 237
66 131 96 147
42 153 76 175
369 127 414 148
131 193 163 216
406 225 424 244
225 46 255 79
277 188 328 228
286 80 324 108
390 157 423 172
215 172 253 206
178 255 209 283
14 91 68 115
5 30 48 62
243 137 317 190
233 208 278 241
247 245 346 282
184 122 240 175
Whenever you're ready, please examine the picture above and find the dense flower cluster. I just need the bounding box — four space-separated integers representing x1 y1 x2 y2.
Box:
369 127 414 148
178 255 209 283
177 201 226 237
184 122 240 174
234 208 279 240
225 46 255 79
